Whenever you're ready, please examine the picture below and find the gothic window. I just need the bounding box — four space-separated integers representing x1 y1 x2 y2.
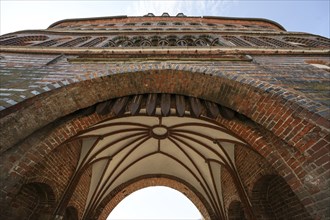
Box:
140 40 152 47
182 35 195 46
33 37 71 47
150 36 161 46
211 38 224 46
167 35 178 46
137 28 148 31
259 37 295 48
158 22 167 26
151 28 163 31
241 36 274 47
282 37 328 47
173 22 183 26
0 35 16 41
194 39 208 46
176 39 188 46
223 36 251 47
102 40 116 47
120 40 133 47
158 39 169 46
316 37 330 46
57 36 91 47
0 35 49 46
80 37 107 47
124 23 136 26
142 22 152 26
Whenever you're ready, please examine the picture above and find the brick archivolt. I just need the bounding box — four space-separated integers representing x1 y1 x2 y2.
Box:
0 69 328 219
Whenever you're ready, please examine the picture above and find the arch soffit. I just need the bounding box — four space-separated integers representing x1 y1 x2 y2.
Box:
1 68 326 155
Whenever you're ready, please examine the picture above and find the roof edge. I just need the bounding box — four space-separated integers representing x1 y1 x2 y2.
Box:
202 16 286 31
48 15 128 28
47 15 286 31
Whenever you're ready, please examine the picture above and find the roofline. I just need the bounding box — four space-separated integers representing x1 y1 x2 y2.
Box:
48 15 128 28
203 16 286 31
48 15 286 31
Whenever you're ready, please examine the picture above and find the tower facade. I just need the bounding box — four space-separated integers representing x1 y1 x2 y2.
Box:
0 13 329 220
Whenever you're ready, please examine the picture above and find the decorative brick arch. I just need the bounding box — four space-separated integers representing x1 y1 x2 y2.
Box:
228 200 246 220
94 175 214 220
251 175 313 220
4 182 56 220
0 69 328 219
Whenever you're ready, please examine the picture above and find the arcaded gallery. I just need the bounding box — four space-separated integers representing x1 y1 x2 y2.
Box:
0 13 329 220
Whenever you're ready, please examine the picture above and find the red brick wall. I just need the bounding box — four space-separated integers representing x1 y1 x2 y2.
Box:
68 166 92 219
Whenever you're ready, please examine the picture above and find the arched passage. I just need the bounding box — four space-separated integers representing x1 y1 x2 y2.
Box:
107 186 201 219
0 69 328 219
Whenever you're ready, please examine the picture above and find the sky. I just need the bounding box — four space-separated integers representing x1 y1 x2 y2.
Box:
0 0 329 219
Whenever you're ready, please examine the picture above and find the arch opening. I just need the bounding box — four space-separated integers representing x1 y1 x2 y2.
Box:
7 182 55 220
107 186 203 219
252 175 312 220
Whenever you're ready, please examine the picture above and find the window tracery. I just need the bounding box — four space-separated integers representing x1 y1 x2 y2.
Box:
57 37 91 47
0 35 49 46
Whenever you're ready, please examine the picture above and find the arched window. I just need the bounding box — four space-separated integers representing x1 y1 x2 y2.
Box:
57 36 91 47
102 40 116 47
33 37 71 47
140 40 152 47
259 37 295 48
241 36 274 47
283 36 328 47
80 37 107 47
223 36 251 47
211 38 224 46
0 35 49 46
120 40 133 47
158 39 169 47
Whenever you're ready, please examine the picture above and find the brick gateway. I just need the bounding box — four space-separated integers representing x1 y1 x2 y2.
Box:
0 13 329 220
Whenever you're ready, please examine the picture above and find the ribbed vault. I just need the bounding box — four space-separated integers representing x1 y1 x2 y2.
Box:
69 112 252 219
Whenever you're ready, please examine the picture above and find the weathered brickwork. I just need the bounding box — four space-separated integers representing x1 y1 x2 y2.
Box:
0 13 329 220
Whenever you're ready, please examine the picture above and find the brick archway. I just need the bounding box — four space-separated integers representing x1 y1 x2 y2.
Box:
95 176 213 220
0 69 328 219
